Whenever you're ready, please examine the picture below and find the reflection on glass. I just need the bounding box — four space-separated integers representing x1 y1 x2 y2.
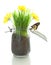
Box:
12 55 31 65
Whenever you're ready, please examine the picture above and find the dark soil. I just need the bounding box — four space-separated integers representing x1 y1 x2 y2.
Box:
11 33 30 56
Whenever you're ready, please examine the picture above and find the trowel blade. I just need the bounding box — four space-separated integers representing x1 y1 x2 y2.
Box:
30 30 47 42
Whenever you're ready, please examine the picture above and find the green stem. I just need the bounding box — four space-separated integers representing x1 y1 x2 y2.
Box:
16 29 28 37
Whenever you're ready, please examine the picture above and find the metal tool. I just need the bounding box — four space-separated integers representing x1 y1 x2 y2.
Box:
30 30 47 42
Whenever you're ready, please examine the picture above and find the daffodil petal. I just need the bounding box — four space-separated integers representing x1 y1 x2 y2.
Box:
31 13 39 21
3 13 12 23
18 5 26 11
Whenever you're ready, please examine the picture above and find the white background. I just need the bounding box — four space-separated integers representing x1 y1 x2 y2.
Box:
0 0 51 65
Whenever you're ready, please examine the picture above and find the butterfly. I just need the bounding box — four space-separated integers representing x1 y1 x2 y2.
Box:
5 26 15 33
30 22 40 30
8 26 12 32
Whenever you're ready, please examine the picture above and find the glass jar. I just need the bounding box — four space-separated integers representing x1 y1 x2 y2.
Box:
11 28 30 56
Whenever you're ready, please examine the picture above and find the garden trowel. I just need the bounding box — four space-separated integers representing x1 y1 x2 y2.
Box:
30 22 47 42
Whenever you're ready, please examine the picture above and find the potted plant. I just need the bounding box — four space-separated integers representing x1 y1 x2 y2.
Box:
3 5 39 56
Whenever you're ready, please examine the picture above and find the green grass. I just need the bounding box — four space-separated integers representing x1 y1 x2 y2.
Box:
13 10 31 36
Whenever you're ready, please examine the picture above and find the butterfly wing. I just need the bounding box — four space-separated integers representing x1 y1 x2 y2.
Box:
31 22 40 30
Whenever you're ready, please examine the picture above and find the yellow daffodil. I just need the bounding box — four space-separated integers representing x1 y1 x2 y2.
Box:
18 6 26 11
31 13 39 21
3 13 12 23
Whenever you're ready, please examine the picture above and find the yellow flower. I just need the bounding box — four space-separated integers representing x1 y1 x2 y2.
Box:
3 13 12 23
31 13 39 21
18 6 26 11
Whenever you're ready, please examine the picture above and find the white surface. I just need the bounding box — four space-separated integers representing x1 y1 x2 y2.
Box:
0 0 51 65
